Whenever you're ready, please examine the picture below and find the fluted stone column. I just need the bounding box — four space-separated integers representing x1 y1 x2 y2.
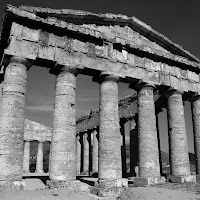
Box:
22 140 30 173
76 135 81 175
120 120 127 177
191 95 200 176
48 66 80 189
129 117 138 177
92 129 98 175
36 141 44 173
95 73 127 197
83 133 89 175
167 89 194 183
0 56 31 190
136 83 162 185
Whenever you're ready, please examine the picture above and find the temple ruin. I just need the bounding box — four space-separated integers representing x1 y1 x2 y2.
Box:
0 4 200 197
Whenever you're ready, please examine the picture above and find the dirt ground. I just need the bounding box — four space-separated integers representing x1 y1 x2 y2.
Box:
0 182 200 200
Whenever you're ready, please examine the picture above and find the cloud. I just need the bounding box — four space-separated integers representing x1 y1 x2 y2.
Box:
25 104 54 112
76 96 98 102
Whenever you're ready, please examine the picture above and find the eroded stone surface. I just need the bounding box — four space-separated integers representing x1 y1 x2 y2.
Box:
83 133 89 175
92 130 98 174
0 56 30 189
49 66 77 181
76 135 81 175
167 90 190 176
98 74 122 180
137 84 160 178
191 96 200 175
22 140 30 173
35 141 44 173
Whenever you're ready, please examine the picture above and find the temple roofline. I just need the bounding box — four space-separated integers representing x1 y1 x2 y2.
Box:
4 4 199 63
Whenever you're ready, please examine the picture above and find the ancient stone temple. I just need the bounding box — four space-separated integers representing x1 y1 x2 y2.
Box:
0 4 200 197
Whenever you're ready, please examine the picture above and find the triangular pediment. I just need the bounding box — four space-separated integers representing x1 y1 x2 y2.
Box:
13 5 199 64
1 4 199 69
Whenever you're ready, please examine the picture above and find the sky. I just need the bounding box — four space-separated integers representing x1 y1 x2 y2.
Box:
0 0 200 153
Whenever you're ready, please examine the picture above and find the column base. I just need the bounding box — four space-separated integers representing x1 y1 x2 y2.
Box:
90 178 128 197
168 175 196 183
46 180 81 190
128 176 166 186
0 180 25 191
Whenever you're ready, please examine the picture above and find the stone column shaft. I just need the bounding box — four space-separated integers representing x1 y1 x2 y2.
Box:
36 141 44 173
98 74 122 180
137 84 160 178
167 90 190 176
76 135 81 175
129 118 138 176
192 96 200 174
92 130 98 174
120 120 127 176
0 57 30 189
49 66 77 182
22 140 30 173
83 133 89 174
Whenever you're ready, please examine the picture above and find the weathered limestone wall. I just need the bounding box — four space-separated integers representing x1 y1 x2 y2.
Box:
4 16 200 96
24 119 52 142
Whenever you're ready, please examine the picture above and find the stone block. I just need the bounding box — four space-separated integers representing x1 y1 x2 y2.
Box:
46 180 81 190
168 175 196 183
128 176 166 186
90 186 125 197
96 178 128 188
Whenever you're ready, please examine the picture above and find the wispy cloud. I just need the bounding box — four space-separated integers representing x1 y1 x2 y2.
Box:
25 104 54 112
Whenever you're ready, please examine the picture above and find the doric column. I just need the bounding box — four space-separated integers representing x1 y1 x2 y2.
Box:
167 89 194 182
96 73 127 197
137 83 161 184
191 95 200 175
36 141 44 173
48 65 80 189
83 133 89 175
76 135 81 175
120 119 127 176
22 140 30 173
129 117 138 177
0 56 31 190
92 129 98 175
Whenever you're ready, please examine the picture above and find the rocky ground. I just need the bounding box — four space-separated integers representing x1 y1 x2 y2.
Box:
1 181 200 200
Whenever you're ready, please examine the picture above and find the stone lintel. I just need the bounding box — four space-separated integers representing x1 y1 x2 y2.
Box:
128 176 166 186
167 175 196 183
46 180 81 190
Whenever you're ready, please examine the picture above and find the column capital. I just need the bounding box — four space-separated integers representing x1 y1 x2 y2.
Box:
165 88 184 98
132 81 155 92
50 64 78 76
4 56 32 70
93 72 119 84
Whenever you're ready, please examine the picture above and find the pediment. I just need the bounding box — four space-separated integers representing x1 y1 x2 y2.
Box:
2 4 199 67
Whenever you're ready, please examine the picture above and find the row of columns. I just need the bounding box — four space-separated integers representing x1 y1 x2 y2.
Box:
76 130 99 175
1 56 200 190
22 140 44 173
